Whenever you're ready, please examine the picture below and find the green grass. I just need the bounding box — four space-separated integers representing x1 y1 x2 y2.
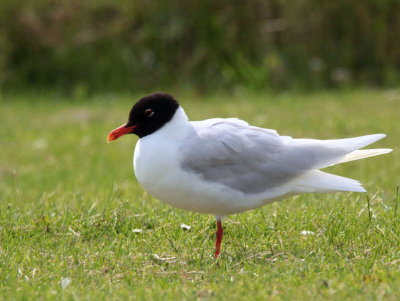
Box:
0 90 399 300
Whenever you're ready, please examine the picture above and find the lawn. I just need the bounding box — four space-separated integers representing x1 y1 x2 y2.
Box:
0 90 399 300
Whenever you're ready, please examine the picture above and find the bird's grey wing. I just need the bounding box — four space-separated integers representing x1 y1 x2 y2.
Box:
180 119 294 194
180 119 355 194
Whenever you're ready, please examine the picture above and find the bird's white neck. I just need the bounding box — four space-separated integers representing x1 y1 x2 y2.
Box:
143 106 190 142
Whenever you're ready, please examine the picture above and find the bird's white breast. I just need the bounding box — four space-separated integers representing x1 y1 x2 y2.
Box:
133 125 212 212
133 135 179 198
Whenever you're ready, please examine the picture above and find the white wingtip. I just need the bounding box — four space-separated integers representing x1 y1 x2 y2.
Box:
341 148 393 163
340 133 387 151
352 185 367 193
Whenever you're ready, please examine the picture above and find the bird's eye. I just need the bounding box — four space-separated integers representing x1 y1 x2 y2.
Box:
144 109 155 118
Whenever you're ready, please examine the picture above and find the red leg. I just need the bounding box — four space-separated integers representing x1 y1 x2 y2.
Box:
214 218 223 258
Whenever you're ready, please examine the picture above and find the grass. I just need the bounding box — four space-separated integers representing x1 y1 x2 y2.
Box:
0 89 399 300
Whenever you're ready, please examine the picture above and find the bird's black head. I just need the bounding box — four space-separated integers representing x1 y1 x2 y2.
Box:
107 92 179 141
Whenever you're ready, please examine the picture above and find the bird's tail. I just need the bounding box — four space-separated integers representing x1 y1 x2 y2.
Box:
292 170 366 193
290 134 392 193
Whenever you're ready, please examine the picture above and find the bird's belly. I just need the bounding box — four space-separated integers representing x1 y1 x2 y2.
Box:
133 140 289 216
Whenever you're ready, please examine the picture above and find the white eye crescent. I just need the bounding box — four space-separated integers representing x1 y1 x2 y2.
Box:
144 109 155 117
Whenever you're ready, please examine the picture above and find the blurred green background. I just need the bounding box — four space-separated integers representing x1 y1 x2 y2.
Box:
1 2 400 299
1 0 399 93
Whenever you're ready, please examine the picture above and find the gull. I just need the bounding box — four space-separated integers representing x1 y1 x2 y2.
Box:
107 92 392 258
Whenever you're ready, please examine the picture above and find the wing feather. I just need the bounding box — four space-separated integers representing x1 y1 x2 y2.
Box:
180 119 384 194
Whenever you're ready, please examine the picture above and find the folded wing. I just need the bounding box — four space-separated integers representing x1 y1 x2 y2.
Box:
180 119 390 195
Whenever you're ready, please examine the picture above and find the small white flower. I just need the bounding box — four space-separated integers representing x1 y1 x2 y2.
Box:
132 229 142 233
301 231 315 236
60 277 71 289
180 223 191 230
152 254 176 262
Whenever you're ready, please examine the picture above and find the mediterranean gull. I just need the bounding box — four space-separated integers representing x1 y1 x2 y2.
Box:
107 92 392 258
